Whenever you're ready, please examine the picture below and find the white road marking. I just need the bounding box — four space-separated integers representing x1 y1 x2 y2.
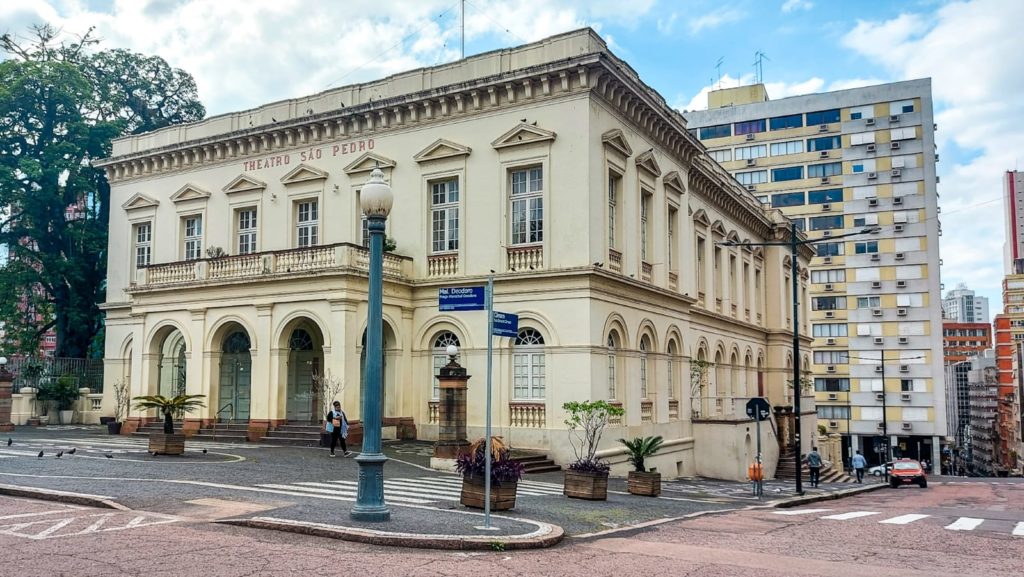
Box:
0 512 180 540
79 513 116 534
945 517 984 531
773 508 833 516
1013 522 1024 537
879 514 930 525
0 510 71 521
821 511 879 520
31 518 76 538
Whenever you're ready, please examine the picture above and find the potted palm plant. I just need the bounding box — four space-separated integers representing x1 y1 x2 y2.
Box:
455 437 524 511
132 394 206 455
108 379 130 435
619 435 664 496
36 376 81 424
562 400 624 500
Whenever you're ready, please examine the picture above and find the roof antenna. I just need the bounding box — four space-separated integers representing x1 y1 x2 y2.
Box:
715 57 724 89
753 50 770 84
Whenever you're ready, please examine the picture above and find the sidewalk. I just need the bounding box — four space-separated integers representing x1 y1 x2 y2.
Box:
0 426 880 549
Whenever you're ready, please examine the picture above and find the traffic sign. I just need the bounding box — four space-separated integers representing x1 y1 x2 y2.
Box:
439 286 485 311
491 311 519 338
745 398 771 421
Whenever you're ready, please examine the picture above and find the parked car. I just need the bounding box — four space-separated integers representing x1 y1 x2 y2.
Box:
889 459 927 488
869 462 892 476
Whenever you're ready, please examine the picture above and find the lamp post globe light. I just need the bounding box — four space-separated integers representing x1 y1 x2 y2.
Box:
720 223 879 495
351 167 393 522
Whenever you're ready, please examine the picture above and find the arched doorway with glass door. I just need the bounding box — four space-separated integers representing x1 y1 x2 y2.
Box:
217 329 252 422
285 323 324 423
158 329 187 398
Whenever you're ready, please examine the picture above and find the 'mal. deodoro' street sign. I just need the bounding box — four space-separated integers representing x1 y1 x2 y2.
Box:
492 311 519 338
439 286 485 311
745 397 771 421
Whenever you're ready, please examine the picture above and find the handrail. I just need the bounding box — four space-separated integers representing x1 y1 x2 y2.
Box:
212 402 234 442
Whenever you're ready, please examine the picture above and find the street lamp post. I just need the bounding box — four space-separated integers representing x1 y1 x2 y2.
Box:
720 224 878 496
351 167 393 522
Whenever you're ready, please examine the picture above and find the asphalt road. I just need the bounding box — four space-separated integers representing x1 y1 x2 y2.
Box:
1 480 1020 576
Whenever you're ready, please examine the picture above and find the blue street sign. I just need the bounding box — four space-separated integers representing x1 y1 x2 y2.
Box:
439 286 485 311
492 311 519 338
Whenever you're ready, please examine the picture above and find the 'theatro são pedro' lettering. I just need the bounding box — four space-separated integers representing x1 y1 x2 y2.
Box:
241 138 375 171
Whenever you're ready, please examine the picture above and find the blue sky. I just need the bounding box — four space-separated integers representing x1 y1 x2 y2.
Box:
3 0 1019 319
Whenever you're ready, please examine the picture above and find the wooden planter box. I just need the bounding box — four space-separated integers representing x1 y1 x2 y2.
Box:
148 433 185 456
564 469 609 500
627 471 661 496
460 475 518 511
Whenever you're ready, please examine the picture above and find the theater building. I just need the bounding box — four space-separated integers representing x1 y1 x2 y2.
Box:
98 29 811 480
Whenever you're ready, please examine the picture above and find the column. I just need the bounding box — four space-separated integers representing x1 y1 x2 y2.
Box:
248 305 274 441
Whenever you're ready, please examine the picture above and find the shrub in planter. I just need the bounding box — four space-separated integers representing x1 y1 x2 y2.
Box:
36 376 80 424
455 437 524 510
108 379 130 435
132 394 206 455
618 435 664 496
562 400 624 500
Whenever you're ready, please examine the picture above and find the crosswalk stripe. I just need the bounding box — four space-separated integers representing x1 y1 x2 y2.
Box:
879 514 929 525
0 510 70 521
256 483 433 504
302 481 459 501
32 518 76 538
402 476 563 494
945 517 984 531
821 511 879 520
1013 522 1024 537
773 508 832 516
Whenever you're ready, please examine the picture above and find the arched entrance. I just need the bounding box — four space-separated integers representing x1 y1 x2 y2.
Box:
218 330 252 422
360 322 397 416
286 327 321 423
158 330 187 398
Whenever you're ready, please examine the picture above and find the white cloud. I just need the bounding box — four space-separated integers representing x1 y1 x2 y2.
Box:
781 0 814 12
656 13 678 35
10 0 656 116
688 8 746 35
675 74 833 112
841 0 1024 316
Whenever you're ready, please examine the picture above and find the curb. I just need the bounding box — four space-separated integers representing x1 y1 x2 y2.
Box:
772 483 887 509
0 483 131 511
216 516 564 550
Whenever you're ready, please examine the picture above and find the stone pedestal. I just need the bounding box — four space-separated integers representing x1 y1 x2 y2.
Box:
0 368 13 432
431 356 470 470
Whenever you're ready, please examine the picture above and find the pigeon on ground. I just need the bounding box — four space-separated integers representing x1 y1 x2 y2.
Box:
103 454 113 459
56 451 63 458
202 449 207 454
67 448 76 455
37 451 44 458
6 438 11 446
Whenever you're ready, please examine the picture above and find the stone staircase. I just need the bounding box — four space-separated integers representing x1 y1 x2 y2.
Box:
775 454 853 483
260 424 323 447
132 421 250 443
510 451 561 474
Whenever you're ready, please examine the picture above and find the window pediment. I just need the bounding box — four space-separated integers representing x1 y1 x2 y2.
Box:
343 152 396 175
492 122 556 150
711 219 727 236
223 174 267 194
692 208 711 227
664 170 686 194
414 139 471 163
635 150 662 177
122 192 159 211
601 129 633 157
281 164 329 185
169 183 211 203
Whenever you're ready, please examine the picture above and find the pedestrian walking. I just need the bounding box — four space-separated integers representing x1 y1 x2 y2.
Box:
807 446 822 488
325 401 351 457
851 450 867 483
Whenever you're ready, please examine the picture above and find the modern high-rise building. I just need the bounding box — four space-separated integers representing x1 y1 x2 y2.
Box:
942 283 989 323
685 80 945 470
1004 170 1024 275
942 321 991 363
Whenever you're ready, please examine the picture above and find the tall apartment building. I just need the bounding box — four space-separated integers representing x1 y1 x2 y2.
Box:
1004 170 1024 274
944 359 971 472
942 321 991 363
685 80 945 470
966 351 999 475
942 283 989 323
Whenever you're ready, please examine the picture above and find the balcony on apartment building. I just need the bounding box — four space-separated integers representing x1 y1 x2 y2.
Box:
131 242 413 290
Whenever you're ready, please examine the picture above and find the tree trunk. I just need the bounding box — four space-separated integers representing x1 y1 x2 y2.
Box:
163 411 174 434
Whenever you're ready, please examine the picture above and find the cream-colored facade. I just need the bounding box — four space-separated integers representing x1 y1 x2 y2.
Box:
685 80 945 472
97 29 812 480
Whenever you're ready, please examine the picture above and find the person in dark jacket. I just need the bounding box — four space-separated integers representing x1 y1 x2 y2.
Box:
325 401 351 457
807 446 822 487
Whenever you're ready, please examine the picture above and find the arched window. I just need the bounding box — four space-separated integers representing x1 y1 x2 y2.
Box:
667 340 678 400
431 331 460 400
513 328 545 399
223 331 251 353
639 335 651 398
289 329 314 351
607 332 619 400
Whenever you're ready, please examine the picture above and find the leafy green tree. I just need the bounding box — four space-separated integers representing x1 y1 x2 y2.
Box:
0 25 204 357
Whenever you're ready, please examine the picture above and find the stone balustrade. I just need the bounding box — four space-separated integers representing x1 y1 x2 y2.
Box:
509 402 546 428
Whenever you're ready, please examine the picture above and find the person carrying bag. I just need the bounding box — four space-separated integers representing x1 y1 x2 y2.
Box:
325 401 351 457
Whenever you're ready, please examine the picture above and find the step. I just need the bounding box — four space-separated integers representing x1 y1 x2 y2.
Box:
511 455 551 464
259 436 323 447
523 464 561 474
271 426 323 433
188 433 248 443
262 431 322 440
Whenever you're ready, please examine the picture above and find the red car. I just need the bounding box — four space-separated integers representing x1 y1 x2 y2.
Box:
889 459 927 488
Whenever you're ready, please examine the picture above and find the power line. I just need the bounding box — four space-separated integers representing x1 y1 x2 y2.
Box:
464 0 529 45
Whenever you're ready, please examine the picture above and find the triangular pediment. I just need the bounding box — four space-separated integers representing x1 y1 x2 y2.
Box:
343 152 396 175
281 163 328 185
663 170 686 194
491 123 557 149
223 174 267 194
726 230 740 243
601 129 633 157
692 208 711 227
169 183 211 203
414 139 471 163
121 193 160 211
711 219 727 236
635 150 662 177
